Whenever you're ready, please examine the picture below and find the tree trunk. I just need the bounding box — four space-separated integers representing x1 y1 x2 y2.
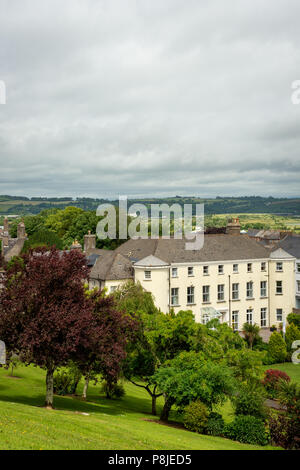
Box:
82 376 90 400
160 398 172 422
72 378 80 395
45 367 54 408
151 395 157 416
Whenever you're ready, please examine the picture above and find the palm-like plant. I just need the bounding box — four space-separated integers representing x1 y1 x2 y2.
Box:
242 323 260 349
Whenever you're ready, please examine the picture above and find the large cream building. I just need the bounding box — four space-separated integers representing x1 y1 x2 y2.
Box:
88 221 296 333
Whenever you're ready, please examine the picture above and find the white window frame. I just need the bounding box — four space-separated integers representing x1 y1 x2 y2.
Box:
203 265 209 275
261 262 266 272
144 270 151 280
260 280 267 297
297 280 300 294
246 309 253 325
246 281 253 298
261 308 267 327
171 267 178 278
233 263 238 273
217 284 225 301
187 286 195 305
276 280 283 295
218 265 224 274
247 263 252 273
276 308 283 322
276 262 283 272
188 266 194 277
171 287 179 306
232 311 239 331
232 283 239 300
297 263 300 274
202 285 210 303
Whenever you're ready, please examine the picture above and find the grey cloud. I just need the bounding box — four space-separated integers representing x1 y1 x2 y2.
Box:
0 0 300 198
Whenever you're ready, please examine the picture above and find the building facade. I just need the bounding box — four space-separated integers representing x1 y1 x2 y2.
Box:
89 220 296 331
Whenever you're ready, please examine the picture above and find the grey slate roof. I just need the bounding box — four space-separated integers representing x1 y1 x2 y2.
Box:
115 234 270 264
90 250 133 280
277 234 300 259
247 229 281 240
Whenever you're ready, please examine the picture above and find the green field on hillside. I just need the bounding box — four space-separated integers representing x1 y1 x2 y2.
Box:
0 365 284 451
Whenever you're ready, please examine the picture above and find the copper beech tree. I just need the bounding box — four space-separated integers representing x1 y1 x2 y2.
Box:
0 247 134 408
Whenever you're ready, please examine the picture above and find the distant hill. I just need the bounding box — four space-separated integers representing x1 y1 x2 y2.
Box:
0 195 300 216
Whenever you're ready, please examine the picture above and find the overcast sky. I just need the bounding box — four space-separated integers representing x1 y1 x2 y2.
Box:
0 0 300 199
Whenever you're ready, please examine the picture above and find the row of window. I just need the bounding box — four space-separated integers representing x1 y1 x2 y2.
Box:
169 261 285 279
231 308 283 331
170 281 283 305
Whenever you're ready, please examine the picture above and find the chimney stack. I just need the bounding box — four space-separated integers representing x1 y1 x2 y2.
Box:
17 221 26 239
70 240 82 252
226 217 241 236
84 230 96 254
3 217 9 233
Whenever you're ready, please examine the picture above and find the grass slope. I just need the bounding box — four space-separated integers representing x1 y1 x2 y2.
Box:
0 365 276 450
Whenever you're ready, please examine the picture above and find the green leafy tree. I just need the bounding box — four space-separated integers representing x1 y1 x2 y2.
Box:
225 349 264 385
242 323 260 349
153 351 234 422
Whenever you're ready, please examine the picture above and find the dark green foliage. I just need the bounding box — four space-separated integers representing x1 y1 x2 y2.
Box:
269 412 300 449
53 366 82 396
242 323 260 349
287 313 300 329
22 228 63 252
153 351 234 420
225 349 264 385
183 401 209 433
206 412 225 436
225 415 270 446
269 380 300 449
100 381 126 399
285 323 300 352
232 385 268 421
268 331 287 363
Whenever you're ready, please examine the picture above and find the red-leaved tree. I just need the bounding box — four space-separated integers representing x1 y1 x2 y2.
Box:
0 247 93 408
75 289 137 400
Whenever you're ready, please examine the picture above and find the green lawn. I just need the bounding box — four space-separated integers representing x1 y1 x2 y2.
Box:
0 365 277 450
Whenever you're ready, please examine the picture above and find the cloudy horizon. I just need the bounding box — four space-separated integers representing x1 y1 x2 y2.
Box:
0 0 300 199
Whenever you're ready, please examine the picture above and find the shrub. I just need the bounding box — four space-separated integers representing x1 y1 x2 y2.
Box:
268 331 287 363
183 401 209 434
53 364 82 396
269 412 300 449
287 313 300 329
232 385 268 420
53 370 73 395
206 412 225 436
100 380 125 399
225 415 270 446
262 369 290 399
285 324 300 353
